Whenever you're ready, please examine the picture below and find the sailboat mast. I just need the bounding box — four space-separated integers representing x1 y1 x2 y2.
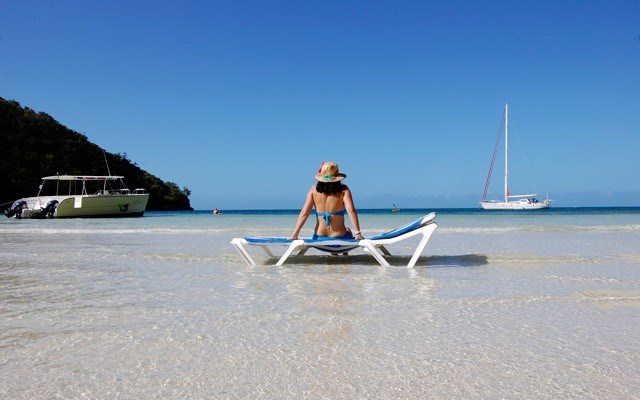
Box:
504 103 509 203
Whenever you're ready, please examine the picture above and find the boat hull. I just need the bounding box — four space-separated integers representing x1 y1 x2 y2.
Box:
480 200 550 210
18 194 149 218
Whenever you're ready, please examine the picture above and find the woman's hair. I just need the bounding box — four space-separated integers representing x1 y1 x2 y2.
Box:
316 181 346 194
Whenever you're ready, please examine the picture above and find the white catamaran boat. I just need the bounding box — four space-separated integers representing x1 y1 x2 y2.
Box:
4 175 149 218
480 104 550 210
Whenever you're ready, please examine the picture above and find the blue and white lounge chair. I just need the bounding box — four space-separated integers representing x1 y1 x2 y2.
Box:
230 212 437 268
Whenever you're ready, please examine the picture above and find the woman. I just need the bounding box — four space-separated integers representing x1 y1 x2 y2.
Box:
289 161 364 240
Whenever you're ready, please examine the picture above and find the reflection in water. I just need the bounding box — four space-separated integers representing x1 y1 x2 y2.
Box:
422 254 489 268
262 254 489 268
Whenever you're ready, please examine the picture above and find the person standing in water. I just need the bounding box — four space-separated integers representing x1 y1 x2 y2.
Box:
289 161 364 240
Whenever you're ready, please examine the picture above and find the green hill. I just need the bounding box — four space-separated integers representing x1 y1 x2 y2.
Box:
0 97 192 211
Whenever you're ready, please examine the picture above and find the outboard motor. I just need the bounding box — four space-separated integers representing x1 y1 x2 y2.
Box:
41 200 59 218
4 200 27 218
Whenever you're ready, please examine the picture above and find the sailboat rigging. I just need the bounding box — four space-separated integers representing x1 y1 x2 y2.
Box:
480 103 550 210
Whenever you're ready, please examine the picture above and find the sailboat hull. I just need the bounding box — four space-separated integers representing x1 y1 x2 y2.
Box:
480 200 550 210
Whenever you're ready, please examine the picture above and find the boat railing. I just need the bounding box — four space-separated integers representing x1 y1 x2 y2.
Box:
92 188 149 196
95 189 135 196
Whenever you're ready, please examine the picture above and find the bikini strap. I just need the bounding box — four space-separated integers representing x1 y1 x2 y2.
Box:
315 209 346 228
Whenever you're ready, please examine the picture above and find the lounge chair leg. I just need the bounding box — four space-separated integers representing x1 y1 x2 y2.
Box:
231 238 257 266
359 240 391 267
379 245 392 256
407 224 437 268
276 240 305 266
260 245 275 257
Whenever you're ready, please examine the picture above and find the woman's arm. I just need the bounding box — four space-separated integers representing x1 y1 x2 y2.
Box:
289 186 315 239
343 188 364 239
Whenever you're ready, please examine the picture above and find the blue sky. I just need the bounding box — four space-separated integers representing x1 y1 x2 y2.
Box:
1 1 639 209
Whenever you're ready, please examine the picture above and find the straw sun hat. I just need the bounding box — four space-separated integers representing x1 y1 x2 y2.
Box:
314 161 347 182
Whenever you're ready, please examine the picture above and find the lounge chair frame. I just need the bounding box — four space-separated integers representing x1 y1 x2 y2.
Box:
231 213 437 268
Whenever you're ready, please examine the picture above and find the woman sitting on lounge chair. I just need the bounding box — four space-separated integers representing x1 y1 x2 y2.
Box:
289 161 364 241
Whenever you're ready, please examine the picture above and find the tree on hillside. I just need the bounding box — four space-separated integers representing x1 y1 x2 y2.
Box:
0 97 192 211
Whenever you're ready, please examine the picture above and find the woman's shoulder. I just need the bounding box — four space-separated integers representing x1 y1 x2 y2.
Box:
307 184 319 198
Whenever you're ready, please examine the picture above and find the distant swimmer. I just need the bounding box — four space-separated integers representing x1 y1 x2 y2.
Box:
213 208 222 215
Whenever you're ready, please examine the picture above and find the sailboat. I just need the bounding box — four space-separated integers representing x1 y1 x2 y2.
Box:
480 103 550 210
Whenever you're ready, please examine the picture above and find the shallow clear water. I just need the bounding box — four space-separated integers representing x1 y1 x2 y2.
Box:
1 208 639 399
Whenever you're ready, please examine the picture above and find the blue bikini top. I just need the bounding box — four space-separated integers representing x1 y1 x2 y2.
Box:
315 209 346 228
